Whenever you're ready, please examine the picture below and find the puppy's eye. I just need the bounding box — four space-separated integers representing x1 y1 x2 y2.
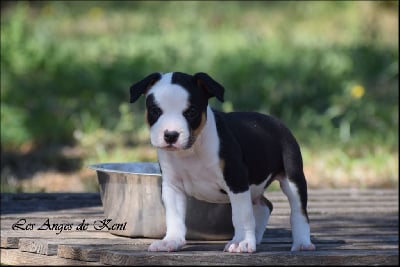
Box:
183 106 199 119
149 106 162 118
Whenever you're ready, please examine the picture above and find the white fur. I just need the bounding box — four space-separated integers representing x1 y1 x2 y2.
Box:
147 73 192 150
250 177 269 201
224 191 256 253
157 106 229 203
148 181 187 252
278 176 315 251
253 201 270 244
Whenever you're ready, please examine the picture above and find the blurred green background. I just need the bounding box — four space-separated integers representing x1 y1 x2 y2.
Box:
1 1 398 192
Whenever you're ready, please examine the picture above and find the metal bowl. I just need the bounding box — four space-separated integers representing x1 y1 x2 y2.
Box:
89 162 233 240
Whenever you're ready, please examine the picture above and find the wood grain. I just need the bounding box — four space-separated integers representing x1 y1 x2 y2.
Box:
1 189 398 266
99 249 399 266
1 248 101 266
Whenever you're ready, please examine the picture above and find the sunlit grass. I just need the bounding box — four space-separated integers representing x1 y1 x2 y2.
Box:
302 146 398 189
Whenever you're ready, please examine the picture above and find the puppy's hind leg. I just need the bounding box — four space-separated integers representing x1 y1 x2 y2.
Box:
252 195 273 244
278 174 315 251
280 134 315 251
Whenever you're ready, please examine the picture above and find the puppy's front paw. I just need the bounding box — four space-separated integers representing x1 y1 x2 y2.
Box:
148 238 186 252
224 239 256 253
291 242 316 251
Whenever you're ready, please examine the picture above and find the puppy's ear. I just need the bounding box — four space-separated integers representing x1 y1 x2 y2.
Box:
129 72 162 103
193 72 225 102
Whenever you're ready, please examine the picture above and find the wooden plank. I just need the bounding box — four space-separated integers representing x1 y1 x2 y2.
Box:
0 248 101 266
1 218 398 238
0 231 125 249
0 193 103 216
263 234 398 244
2 213 397 238
1 190 398 265
58 244 148 262
1 190 397 201
57 240 398 263
18 237 155 256
19 238 59 255
266 191 399 201
1 191 397 217
271 213 399 224
268 196 399 203
261 227 399 241
173 206 398 216
0 192 101 200
1 229 120 239
100 249 399 265
0 207 104 218
265 227 398 236
272 200 399 207
262 242 398 251
307 207 398 214
2 190 397 204
306 189 399 196
181 241 398 252
3 191 397 204
1 236 20 249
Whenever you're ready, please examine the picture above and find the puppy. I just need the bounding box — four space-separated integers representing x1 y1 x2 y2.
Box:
129 72 315 253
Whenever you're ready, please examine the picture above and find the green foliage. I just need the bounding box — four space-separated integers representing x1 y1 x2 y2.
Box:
1 1 398 152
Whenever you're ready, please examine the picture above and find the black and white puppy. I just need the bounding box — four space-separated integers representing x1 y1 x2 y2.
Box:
129 72 315 253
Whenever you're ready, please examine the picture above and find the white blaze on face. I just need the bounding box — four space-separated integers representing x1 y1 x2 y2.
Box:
146 73 191 150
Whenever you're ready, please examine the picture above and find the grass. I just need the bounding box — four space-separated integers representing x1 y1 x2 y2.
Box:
1 1 398 192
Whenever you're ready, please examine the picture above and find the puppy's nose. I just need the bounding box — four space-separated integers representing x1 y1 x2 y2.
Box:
164 130 180 144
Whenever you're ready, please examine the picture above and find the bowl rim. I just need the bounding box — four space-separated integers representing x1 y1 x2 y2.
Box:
88 162 162 176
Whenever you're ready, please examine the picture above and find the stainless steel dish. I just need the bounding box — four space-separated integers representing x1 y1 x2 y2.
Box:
89 162 233 240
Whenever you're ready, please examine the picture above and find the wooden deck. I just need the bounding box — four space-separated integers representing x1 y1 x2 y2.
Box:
1 189 398 265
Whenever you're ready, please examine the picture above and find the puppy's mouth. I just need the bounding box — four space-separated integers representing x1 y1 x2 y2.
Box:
159 135 196 151
162 144 179 151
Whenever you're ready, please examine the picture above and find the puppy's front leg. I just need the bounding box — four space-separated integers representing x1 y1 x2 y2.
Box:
224 190 257 253
148 182 187 252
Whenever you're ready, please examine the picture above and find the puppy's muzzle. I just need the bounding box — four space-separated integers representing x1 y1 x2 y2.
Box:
164 130 180 144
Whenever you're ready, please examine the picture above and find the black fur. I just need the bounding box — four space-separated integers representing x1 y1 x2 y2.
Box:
130 72 162 103
214 110 309 220
171 72 224 131
193 72 225 102
146 94 162 127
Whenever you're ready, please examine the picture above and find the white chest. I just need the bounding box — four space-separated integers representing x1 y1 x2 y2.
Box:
157 107 230 203
159 150 230 204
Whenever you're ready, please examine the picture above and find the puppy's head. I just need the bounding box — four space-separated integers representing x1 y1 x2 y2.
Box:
130 72 224 151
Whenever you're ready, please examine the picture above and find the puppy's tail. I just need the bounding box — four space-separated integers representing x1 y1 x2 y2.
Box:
279 126 310 222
